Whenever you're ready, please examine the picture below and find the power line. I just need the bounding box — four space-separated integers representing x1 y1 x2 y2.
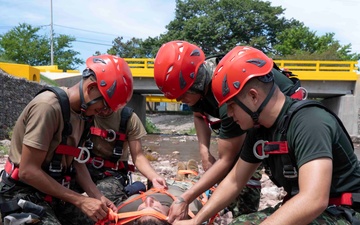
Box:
53 24 120 37
74 39 113 47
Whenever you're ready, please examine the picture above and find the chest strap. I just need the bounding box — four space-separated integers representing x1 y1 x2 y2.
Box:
90 127 126 143
201 114 221 135
253 140 297 180
86 157 135 172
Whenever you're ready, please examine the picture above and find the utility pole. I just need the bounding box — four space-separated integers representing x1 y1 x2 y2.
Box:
50 0 54 65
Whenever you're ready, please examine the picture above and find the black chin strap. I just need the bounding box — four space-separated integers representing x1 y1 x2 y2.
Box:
79 79 103 121
233 82 276 124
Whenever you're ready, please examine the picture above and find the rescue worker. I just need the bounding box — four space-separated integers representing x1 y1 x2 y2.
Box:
173 46 360 225
0 54 133 224
81 104 168 205
97 160 211 225
153 40 302 222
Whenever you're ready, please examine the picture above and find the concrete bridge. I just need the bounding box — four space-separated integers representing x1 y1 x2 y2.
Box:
1 59 359 136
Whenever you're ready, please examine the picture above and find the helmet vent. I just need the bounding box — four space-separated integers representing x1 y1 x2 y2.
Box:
190 72 195 79
93 58 107 64
222 74 230 96
167 66 173 74
190 49 201 56
247 59 266 68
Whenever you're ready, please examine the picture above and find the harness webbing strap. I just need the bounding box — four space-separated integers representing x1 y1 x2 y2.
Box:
55 145 82 157
90 127 126 141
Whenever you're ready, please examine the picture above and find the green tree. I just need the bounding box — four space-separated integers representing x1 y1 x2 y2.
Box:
161 0 295 55
0 23 84 70
273 23 360 60
107 36 161 58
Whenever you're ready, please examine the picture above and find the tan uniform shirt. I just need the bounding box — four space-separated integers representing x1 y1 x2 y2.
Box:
9 87 85 171
89 109 146 160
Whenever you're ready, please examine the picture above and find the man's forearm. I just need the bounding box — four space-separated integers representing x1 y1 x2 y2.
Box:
181 157 231 203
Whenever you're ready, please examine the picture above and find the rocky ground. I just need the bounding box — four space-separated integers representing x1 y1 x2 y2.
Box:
0 113 285 225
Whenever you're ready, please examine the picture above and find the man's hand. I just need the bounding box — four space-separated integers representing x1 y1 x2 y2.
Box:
78 197 109 222
151 176 168 189
201 153 216 171
100 195 117 213
167 197 189 223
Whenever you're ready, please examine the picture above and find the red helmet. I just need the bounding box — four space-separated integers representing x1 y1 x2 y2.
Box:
86 55 133 111
154 40 205 99
212 46 273 106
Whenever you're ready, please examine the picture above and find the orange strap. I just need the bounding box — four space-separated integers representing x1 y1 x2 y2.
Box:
96 208 167 225
117 188 178 211
177 169 199 176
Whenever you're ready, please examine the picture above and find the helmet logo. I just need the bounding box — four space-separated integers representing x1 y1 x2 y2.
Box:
106 80 117 98
247 59 266 67
222 74 230 97
190 49 201 56
93 58 107 64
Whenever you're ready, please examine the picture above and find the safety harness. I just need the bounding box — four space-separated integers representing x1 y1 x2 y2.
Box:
253 99 360 223
0 87 88 219
83 107 135 184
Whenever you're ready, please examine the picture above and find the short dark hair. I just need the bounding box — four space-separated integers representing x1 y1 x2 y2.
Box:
133 217 171 225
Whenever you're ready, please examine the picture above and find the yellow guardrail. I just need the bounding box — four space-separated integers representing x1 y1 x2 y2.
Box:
124 59 359 103
124 58 358 81
274 60 358 81
1 59 358 104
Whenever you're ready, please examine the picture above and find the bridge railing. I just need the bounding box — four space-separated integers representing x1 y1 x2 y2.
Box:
274 60 358 81
124 58 154 77
125 58 358 81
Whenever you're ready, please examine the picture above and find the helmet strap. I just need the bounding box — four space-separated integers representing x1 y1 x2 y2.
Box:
233 82 275 124
78 79 102 121
188 64 211 96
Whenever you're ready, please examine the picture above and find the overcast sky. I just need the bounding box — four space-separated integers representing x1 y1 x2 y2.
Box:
1 0 359 70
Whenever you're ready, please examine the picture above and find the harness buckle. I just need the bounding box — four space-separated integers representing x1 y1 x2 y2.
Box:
113 146 123 156
49 162 62 173
283 165 298 178
84 139 93 150
61 176 71 188
253 140 270 160
111 160 120 170
105 129 116 142
74 147 90 163
92 157 104 169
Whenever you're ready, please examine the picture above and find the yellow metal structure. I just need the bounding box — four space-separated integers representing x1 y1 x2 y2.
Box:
125 59 359 103
1 59 358 103
0 62 40 82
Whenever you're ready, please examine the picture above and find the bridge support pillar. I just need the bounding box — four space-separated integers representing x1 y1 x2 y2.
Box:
126 93 146 126
322 76 360 137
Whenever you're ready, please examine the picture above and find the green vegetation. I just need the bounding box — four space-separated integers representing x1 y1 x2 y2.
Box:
145 117 160 134
40 74 59 86
0 145 9 156
185 127 197 135
0 23 84 70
